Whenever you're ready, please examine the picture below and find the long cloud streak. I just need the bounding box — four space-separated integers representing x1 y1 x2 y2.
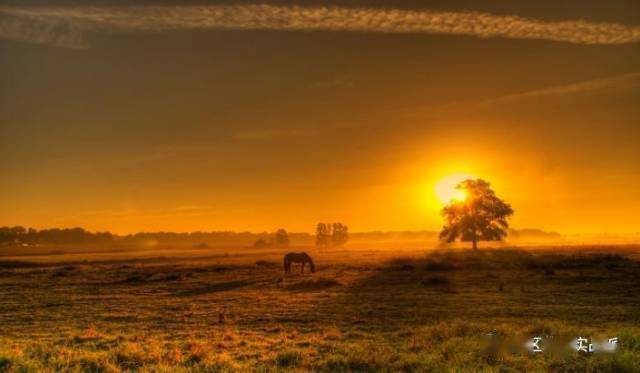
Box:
1 4 640 48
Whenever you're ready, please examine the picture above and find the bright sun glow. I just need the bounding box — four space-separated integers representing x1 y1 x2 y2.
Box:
434 173 474 204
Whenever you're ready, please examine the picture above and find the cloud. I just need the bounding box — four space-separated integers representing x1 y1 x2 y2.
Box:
402 72 640 122
1 4 640 48
465 72 640 107
0 10 88 48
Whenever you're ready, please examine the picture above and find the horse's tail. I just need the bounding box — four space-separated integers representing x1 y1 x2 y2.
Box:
283 255 289 272
309 257 315 273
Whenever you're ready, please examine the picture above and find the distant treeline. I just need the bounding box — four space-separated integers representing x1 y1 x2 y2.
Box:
0 225 563 247
0 226 312 247
0 226 114 245
507 229 563 242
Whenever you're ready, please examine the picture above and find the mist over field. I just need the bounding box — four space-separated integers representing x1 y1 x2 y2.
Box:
2 0 640 371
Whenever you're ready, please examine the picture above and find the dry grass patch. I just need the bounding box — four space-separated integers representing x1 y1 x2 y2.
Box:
285 277 341 291
1 246 639 371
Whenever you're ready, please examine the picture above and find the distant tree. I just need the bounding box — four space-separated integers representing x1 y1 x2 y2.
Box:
254 238 269 248
0 226 25 245
272 229 290 247
331 223 349 247
439 179 514 250
315 222 349 247
315 223 332 247
94 231 114 244
193 242 209 249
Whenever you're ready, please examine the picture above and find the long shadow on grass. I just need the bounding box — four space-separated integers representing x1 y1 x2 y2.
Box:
308 249 640 333
307 255 461 333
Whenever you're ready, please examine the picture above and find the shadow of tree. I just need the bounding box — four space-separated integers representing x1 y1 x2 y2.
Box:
309 256 460 333
307 249 640 333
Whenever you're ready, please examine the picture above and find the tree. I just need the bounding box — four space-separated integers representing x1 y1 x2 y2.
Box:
315 222 349 247
0 226 25 245
439 179 514 250
331 223 349 247
254 238 269 248
315 223 332 247
272 229 290 247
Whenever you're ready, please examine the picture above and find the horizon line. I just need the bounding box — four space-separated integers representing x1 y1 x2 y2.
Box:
3 224 640 237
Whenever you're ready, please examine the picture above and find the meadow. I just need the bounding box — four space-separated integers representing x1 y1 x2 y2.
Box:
1 244 639 372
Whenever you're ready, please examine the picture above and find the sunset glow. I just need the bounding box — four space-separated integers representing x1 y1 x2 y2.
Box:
435 173 474 205
1 2 640 370
1 2 639 237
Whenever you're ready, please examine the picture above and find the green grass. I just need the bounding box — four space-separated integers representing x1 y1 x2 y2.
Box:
0 246 639 371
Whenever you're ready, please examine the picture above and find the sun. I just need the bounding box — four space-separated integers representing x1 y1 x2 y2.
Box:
434 173 474 205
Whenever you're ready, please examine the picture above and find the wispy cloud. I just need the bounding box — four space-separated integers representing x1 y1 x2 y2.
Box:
402 72 640 121
1 4 640 48
0 10 88 48
461 72 640 107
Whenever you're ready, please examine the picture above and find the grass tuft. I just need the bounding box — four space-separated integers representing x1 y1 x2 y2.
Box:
274 351 303 368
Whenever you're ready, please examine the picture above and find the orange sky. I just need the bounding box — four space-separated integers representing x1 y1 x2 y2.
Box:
1 1 639 235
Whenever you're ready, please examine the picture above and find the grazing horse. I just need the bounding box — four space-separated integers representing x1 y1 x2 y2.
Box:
284 252 315 274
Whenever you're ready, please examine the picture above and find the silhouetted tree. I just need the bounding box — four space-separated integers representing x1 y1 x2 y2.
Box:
331 223 349 247
0 226 117 246
315 222 349 247
315 223 332 247
254 238 269 248
272 229 290 247
0 226 26 245
439 179 514 250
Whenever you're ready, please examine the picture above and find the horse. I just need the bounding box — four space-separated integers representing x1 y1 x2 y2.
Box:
284 252 315 274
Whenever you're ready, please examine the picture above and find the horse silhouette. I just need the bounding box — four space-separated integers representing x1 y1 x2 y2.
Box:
283 252 315 274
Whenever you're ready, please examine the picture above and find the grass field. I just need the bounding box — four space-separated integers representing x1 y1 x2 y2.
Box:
1 245 640 372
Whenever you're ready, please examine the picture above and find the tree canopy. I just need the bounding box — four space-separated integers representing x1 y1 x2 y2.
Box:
316 222 349 247
439 179 514 250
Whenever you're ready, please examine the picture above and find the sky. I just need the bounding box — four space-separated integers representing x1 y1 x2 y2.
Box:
1 0 639 234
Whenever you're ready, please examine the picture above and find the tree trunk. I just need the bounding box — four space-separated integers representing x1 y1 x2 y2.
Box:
471 215 478 251
472 227 478 250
